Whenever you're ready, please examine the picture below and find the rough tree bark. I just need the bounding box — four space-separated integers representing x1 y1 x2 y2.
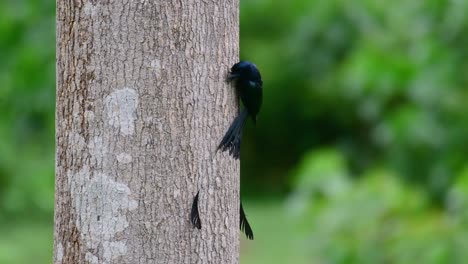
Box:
54 1 240 263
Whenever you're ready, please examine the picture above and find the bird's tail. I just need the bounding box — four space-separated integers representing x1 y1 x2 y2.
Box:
190 191 202 229
240 201 254 240
217 109 248 159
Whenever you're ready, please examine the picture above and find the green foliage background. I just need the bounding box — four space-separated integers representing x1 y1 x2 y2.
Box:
2 0 468 263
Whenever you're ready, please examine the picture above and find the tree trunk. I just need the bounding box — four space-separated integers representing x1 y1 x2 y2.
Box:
54 1 240 263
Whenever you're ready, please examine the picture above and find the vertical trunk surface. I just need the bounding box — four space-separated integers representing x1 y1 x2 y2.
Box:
54 1 239 263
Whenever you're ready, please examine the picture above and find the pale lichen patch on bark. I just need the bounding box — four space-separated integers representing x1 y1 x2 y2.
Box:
116 153 132 164
69 166 138 263
55 242 64 263
70 133 86 152
102 241 128 262
84 110 95 121
150 59 162 72
85 252 99 264
83 1 97 16
87 136 107 158
104 88 139 136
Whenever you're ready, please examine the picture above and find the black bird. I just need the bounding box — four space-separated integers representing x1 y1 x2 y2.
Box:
190 192 254 240
190 61 261 240
217 61 263 159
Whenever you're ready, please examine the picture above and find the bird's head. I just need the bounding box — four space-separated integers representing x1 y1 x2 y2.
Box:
227 61 262 82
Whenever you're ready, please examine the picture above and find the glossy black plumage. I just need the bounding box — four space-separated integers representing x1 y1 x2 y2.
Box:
240 201 254 240
190 191 254 240
217 109 248 159
190 62 260 238
217 61 263 159
190 191 201 229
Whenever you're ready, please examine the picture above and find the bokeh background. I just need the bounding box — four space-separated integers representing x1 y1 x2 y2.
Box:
2 0 468 263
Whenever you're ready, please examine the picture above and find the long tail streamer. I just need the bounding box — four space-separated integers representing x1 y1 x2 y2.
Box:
190 191 202 229
240 201 254 240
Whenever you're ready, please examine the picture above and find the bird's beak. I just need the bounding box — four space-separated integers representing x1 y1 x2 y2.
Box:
227 73 239 81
